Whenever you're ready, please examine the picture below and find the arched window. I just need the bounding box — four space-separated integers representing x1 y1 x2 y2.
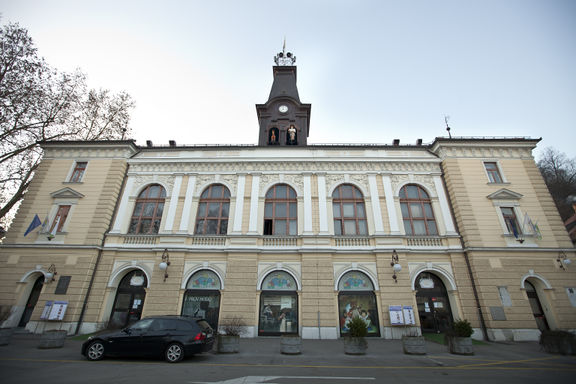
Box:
264 184 297 235
332 184 367 236
269 128 279 144
259 271 298 336
182 270 222 330
129 184 166 234
337 271 380 336
195 184 230 235
400 184 438 236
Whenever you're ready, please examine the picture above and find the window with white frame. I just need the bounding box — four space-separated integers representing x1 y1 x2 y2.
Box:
69 161 88 182
49 205 71 233
484 162 503 183
500 207 522 237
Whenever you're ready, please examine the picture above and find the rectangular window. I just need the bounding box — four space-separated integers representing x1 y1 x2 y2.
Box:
484 162 503 183
69 162 87 182
501 207 521 236
50 205 71 232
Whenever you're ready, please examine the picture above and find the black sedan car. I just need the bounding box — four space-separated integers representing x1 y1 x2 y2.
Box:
81 316 214 363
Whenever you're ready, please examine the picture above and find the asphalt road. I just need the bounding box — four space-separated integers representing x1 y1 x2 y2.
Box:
1 334 575 384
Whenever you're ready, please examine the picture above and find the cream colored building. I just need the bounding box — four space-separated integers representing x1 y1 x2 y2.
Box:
1 53 574 341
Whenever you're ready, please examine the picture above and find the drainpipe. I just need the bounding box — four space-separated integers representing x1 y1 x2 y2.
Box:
439 165 490 341
75 161 131 335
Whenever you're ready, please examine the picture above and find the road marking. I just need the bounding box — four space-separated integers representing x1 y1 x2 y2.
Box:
454 356 559 369
1 357 575 371
190 376 375 384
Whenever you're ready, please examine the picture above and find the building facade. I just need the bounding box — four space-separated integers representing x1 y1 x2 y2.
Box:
1 52 574 341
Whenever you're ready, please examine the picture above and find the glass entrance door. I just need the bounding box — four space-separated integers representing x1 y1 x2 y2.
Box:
415 273 453 333
109 271 147 329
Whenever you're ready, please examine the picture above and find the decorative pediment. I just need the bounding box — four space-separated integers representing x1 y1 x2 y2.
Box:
486 188 523 200
50 187 85 199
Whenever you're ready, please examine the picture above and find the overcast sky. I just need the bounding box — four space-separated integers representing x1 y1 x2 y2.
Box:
2 0 575 159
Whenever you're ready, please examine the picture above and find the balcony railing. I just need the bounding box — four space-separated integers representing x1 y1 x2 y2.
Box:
123 235 157 245
262 237 298 247
406 237 444 247
191 236 227 246
334 237 371 247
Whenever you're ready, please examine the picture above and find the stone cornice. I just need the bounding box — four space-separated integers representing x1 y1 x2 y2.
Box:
42 141 139 159
430 138 539 160
127 160 443 174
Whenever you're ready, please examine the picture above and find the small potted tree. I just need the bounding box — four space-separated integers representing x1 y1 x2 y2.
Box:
0 305 14 346
343 316 368 355
446 319 474 355
217 316 245 353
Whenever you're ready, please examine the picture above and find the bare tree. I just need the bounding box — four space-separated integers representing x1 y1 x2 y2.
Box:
537 147 576 221
0 23 135 228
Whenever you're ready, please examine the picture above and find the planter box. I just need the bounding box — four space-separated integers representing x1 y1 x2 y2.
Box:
540 331 576 355
402 336 426 355
280 336 302 355
343 337 367 355
38 330 67 349
217 334 240 353
447 336 474 355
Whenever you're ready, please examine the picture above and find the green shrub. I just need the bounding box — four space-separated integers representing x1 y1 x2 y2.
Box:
347 316 368 338
451 319 473 337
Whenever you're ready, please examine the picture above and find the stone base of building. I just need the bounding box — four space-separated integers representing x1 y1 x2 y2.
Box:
301 327 338 339
486 328 542 341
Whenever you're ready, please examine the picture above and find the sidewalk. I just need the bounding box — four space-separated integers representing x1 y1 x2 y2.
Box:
0 332 566 368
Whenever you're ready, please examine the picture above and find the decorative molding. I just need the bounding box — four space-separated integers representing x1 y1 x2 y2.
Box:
127 160 442 174
487 188 524 200
50 187 85 199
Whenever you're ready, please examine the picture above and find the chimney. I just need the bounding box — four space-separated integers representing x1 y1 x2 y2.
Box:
169 140 176 147
393 139 400 146
146 140 153 147
416 139 423 146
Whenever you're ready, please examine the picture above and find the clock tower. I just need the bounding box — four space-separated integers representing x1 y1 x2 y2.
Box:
256 46 311 147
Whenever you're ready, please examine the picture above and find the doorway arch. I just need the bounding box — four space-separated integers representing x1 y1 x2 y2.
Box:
19 275 45 327
108 270 147 329
415 272 454 333
525 280 550 332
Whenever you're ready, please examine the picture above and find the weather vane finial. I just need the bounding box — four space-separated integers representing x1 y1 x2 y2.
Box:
444 115 452 138
274 38 296 66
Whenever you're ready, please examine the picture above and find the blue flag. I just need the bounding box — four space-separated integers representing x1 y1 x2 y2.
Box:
24 214 42 236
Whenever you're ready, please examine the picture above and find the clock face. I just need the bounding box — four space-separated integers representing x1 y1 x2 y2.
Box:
278 105 289 113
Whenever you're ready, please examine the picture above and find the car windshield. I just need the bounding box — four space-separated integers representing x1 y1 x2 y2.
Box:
129 318 154 331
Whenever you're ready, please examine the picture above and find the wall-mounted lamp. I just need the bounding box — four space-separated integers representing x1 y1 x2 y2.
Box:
557 252 572 271
45 264 57 283
391 250 402 283
158 249 170 282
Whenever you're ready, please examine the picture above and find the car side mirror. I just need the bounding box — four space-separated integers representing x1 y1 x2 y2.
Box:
122 328 132 335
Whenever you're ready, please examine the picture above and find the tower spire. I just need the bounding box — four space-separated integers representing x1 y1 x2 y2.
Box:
274 39 296 66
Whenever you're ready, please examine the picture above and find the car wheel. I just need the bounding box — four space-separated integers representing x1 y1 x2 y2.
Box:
86 341 105 361
165 343 184 363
